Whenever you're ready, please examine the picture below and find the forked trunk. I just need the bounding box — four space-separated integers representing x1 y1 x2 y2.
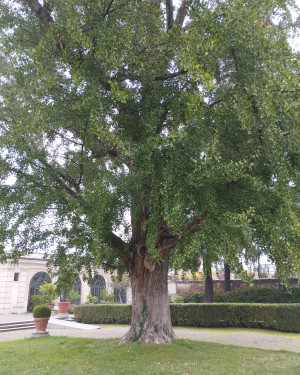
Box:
120 252 175 344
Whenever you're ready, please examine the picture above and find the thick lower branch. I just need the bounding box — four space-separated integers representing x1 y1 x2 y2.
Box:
157 208 207 253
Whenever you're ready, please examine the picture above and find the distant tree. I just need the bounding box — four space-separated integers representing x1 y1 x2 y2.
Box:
0 0 299 343
224 262 231 292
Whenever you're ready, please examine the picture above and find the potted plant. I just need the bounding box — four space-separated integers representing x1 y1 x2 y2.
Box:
32 304 51 337
85 293 98 304
66 289 81 313
39 282 57 309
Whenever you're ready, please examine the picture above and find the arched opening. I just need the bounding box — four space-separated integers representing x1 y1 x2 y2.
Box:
27 271 51 311
114 287 127 303
90 274 106 303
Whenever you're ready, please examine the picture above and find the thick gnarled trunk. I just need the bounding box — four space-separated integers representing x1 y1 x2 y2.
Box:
120 252 175 344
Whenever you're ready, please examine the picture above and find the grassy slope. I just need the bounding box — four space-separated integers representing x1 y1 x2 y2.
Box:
0 337 300 375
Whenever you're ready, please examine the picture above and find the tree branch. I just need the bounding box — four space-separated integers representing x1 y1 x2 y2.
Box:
154 70 188 81
108 232 131 268
166 0 174 30
158 209 207 253
175 0 192 28
208 98 224 107
22 0 64 51
150 0 161 7
103 0 115 17
22 0 54 29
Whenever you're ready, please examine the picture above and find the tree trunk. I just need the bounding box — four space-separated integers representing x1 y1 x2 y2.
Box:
204 261 213 303
120 251 175 344
224 262 231 292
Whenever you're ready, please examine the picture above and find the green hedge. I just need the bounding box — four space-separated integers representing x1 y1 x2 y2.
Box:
75 304 131 324
179 287 300 304
74 303 300 333
170 303 300 332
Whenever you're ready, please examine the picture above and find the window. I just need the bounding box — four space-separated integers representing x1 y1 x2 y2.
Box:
14 273 19 282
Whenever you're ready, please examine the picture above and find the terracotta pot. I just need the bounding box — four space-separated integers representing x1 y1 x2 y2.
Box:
34 317 50 332
58 301 70 313
46 303 55 310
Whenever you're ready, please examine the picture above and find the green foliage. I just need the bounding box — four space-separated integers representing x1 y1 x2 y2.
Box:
174 295 185 304
100 289 115 303
33 304 52 318
39 283 57 303
0 0 298 282
85 293 98 304
74 303 300 333
75 304 131 324
170 303 300 333
66 289 81 304
177 287 300 304
29 295 46 311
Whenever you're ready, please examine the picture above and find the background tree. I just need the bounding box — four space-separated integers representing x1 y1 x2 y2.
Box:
0 0 299 343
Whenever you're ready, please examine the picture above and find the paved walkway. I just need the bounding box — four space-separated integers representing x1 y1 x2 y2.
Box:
1 313 300 353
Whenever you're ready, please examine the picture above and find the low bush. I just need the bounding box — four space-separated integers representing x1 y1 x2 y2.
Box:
74 303 300 332
170 303 300 332
29 295 46 311
176 287 300 304
33 304 52 318
75 304 131 324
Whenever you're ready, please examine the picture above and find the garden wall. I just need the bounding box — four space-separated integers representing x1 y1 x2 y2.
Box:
174 278 300 294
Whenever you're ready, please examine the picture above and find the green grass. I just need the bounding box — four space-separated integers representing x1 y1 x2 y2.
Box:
0 337 300 375
174 326 300 338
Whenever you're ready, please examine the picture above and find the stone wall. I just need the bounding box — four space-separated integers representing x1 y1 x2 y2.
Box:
174 278 300 294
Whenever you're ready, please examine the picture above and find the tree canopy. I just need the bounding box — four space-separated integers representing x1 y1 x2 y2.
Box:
0 0 299 342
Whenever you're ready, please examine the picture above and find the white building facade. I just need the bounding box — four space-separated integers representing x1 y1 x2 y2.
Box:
0 254 131 314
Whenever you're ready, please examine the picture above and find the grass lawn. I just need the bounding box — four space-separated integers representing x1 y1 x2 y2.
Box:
0 337 300 375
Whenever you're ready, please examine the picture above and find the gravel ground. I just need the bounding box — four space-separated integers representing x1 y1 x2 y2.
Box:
1 313 300 353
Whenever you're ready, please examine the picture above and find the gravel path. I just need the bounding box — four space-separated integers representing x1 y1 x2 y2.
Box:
1 313 300 353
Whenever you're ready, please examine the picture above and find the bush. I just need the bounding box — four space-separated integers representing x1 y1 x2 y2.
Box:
176 287 300 304
85 293 98 304
66 289 81 304
170 303 300 332
74 303 300 333
39 283 57 303
174 295 184 303
29 295 46 311
100 289 115 303
75 304 131 324
33 304 52 318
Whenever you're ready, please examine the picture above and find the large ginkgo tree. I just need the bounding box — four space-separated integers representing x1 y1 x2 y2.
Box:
0 0 299 343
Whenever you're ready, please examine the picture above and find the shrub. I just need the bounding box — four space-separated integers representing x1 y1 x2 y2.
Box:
170 303 300 332
175 287 300 304
33 304 52 318
74 303 300 333
174 295 184 303
100 289 115 303
181 292 205 303
75 304 131 324
29 295 46 311
66 289 81 304
68 305 75 314
85 293 98 304
39 283 57 303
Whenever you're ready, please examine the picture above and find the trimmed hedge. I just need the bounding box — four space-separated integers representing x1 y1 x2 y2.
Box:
170 303 300 332
74 303 300 333
33 304 52 318
179 287 300 304
75 304 131 325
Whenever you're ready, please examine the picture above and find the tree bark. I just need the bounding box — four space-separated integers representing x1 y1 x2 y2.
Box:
224 262 231 292
120 251 175 344
204 261 213 303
